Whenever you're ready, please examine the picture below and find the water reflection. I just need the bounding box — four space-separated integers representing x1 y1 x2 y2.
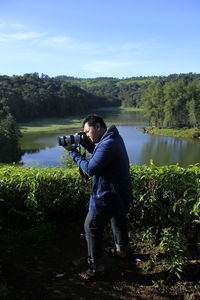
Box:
20 146 66 167
139 135 200 166
115 126 200 167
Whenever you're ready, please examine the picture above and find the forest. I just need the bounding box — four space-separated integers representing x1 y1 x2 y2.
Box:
141 75 200 127
1 72 200 125
60 73 200 128
0 73 119 123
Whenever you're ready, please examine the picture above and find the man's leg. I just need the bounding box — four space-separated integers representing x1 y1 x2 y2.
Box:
110 214 129 257
84 212 108 266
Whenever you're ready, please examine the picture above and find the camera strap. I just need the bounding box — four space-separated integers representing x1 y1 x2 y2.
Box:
78 146 89 182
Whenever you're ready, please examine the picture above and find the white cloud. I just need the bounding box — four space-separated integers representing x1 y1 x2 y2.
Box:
120 40 160 56
31 34 93 52
46 36 72 44
0 20 43 43
0 20 160 77
0 32 43 42
10 23 28 30
0 20 27 30
31 35 72 48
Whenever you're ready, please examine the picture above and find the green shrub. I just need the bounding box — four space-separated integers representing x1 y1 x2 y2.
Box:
0 164 199 254
0 165 90 227
130 163 200 230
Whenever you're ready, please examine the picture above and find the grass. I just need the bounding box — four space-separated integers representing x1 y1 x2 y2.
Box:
18 107 143 133
143 126 200 140
96 106 143 112
120 106 143 112
19 116 82 133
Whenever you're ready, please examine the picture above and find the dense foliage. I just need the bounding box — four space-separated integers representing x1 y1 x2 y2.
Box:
0 100 22 162
0 166 90 227
1 72 200 127
0 164 199 253
56 73 200 120
56 75 152 107
141 74 200 127
0 73 118 122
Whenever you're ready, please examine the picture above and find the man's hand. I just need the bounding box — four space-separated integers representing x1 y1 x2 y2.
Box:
63 144 74 151
79 133 95 154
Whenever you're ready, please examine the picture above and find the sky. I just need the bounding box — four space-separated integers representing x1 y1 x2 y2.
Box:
0 0 200 78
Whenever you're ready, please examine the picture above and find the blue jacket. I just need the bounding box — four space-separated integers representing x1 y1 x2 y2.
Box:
70 125 132 217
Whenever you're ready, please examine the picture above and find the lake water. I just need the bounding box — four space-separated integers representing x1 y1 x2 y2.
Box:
19 109 200 167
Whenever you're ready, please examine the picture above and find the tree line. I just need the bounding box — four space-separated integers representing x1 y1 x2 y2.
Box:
141 75 200 127
56 75 151 108
1 72 200 126
57 73 200 127
0 73 119 123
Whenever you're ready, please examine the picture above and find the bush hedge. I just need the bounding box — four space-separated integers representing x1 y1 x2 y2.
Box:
0 166 91 228
129 164 200 230
0 164 199 242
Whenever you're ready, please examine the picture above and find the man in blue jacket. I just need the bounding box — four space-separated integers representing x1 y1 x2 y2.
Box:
64 114 132 281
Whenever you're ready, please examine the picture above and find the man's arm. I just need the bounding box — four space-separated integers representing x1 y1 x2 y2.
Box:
69 141 114 176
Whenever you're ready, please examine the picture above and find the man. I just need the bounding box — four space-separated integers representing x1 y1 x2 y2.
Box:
64 114 132 281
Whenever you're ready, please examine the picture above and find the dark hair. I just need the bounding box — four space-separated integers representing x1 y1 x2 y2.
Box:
82 114 107 129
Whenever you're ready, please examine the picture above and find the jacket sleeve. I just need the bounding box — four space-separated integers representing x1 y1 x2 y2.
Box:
69 140 114 176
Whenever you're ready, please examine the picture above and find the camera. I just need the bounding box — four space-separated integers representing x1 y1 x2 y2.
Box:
58 132 87 146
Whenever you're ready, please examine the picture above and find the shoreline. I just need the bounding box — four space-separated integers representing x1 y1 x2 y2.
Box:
139 126 200 140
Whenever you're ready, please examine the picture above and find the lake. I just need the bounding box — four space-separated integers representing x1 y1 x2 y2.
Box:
19 109 200 167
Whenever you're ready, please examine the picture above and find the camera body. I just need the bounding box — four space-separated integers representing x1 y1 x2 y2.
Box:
58 132 87 146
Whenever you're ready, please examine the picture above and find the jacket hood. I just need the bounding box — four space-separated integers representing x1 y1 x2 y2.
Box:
101 125 119 141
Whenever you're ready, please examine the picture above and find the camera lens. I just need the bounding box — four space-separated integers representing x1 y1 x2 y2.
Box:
57 134 81 146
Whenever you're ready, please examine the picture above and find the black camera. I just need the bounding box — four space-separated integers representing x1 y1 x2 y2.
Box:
58 132 87 146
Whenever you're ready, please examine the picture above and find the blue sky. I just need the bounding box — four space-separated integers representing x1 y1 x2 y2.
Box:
0 0 200 78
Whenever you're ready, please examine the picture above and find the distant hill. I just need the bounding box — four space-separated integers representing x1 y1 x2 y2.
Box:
55 73 200 108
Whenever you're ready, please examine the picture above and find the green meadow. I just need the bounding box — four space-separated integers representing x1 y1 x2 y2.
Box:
19 116 82 133
144 126 200 139
19 107 142 133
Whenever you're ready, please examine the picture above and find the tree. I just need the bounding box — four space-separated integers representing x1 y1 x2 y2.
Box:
141 81 165 126
187 99 197 127
186 81 200 127
0 112 22 163
163 80 188 127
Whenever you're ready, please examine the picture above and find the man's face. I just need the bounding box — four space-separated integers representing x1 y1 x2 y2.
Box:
83 122 102 143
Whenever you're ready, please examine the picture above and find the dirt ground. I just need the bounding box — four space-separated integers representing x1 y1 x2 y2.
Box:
1 223 200 300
